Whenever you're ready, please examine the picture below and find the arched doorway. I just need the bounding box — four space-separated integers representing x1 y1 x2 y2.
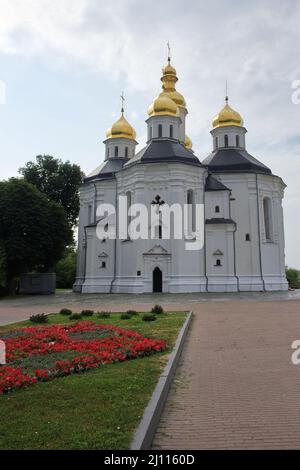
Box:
153 267 162 293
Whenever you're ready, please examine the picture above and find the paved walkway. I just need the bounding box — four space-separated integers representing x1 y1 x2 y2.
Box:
152 298 300 449
0 289 299 326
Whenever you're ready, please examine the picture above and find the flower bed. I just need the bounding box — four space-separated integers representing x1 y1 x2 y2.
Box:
0 321 166 394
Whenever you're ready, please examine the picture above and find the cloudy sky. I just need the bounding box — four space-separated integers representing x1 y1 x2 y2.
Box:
0 0 299 268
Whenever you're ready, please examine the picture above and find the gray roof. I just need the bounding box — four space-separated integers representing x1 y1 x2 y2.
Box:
206 218 236 225
125 139 202 167
205 174 230 191
202 148 272 175
85 158 126 182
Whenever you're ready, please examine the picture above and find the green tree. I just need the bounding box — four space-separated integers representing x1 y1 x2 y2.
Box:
0 178 72 291
0 241 6 296
286 267 300 289
55 246 77 288
19 155 84 227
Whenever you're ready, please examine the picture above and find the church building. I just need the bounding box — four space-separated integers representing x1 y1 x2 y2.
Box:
73 56 288 293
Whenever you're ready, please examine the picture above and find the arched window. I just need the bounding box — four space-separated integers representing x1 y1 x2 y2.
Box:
224 135 229 147
114 146 118 157
169 125 173 138
126 191 132 239
215 137 218 149
245 233 251 241
215 259 222 267
149 126 152 139
263 197 272 241
158 124 163 137
236 135 240 147
187 189 195 232
106 147 110 159
125 147 128 158
215 205 220 213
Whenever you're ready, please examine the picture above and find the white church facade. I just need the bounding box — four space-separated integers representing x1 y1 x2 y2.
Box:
73 57 288 294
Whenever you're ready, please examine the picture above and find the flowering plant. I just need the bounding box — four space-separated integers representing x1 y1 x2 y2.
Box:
0 321 166 394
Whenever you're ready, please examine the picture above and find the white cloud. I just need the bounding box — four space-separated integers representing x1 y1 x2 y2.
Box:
0 0 299 266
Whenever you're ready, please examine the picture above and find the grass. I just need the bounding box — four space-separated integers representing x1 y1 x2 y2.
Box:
0 311 186 450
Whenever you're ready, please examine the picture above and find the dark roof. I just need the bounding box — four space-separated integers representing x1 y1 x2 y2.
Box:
205 174 230 191
202 148 272 175
84 158 126 182
206 218 236 225
125 139 202 167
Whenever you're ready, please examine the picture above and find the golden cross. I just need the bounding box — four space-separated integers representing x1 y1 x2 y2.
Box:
120 91 125 112
167 41 171 62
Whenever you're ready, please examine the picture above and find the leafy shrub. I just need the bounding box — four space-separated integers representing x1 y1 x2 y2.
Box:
120 313 131 320
55 247 77 288
29 313 49 324
142 313 157 322
69 313 82 321
97 311 111 318
286 267 300 289
81 309 94 317
59 308 72 316
151 304 164 314
126 310 138 316
0 285 8 298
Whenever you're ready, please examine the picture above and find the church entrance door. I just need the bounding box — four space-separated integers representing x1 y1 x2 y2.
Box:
153 267 163 293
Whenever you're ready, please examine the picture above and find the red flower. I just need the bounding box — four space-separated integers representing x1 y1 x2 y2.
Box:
0 321 166 394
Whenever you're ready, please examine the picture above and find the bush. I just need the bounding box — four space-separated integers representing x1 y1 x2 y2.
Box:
126 310 138 316
59 308 72 316
69 313 82 321
55 247 77 289
120 313 131 320
142 313 157 322
81 309 94 317
29 313 49 324
151 304 164 314
0 285 8 298
286 267 300 289
97 311 111 318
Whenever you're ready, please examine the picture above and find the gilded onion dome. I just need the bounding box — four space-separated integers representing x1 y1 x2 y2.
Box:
184 134 192 149
161 58 186 108
212 96 244 128
148 91 179 117
106 111 136 140
148 57 187 117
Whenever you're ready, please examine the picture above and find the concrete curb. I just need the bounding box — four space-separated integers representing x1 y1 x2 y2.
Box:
130 310 193 450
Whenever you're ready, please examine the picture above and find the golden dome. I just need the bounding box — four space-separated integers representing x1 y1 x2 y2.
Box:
160 59 186 108
212 97 243 128
106 112 136 140
184 134 192 149
166 90 186 107
162 62 177 76
148 91 179 117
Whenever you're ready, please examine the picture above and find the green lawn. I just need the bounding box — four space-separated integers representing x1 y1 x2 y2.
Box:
0 311 186 450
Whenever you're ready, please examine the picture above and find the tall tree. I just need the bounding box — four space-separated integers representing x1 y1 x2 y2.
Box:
19 155 84 227
0 178 72 290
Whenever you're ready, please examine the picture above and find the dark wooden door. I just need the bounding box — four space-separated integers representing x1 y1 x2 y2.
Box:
153 267 162 293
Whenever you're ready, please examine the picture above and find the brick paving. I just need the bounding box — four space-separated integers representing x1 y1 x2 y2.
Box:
0 290 299 326
152 299 300 449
